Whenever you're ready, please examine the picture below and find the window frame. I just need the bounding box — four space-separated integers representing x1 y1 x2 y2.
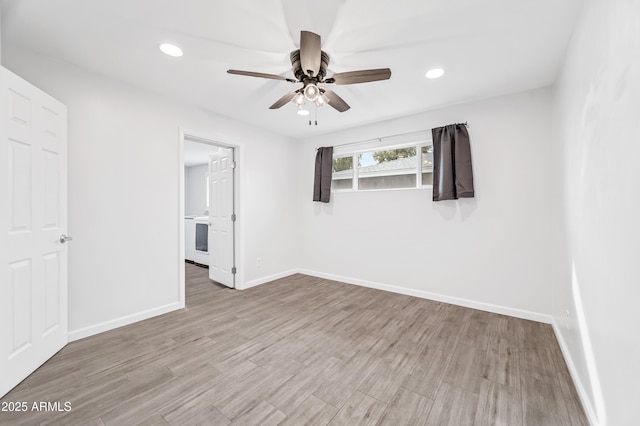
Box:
331 154 357 191
331 139 434 193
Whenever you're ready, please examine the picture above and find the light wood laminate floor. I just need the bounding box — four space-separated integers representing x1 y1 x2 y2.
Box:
1 263 587 425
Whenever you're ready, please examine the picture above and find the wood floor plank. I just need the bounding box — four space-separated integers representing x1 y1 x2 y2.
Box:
484 333 521 390
127 413 171 426
52 371 136 425
425 382 479 426
442 343 486 394
396 307 441 348
556 370 590 426
402 346 451 400
458 312 493 350
425 320 462 354
267 356 342 415
229 400 285 426
100 368 221 425
327 391 387 426
169 405 230 426
521 369 574 426
212 365 292 419
278 394 339 426
0 263 588 425
358 353 413 405
474 379 523 426
377 387 433 426
313 351 380 409
519 320 562 374
358 367 405 404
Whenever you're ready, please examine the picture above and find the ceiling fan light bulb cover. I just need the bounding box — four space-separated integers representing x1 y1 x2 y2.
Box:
304 84 319 101
294 93 305 105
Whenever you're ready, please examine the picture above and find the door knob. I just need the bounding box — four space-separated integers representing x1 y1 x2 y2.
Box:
60 234 73 244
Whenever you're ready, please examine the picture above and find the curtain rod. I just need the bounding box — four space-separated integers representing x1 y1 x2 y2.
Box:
316 122 468 150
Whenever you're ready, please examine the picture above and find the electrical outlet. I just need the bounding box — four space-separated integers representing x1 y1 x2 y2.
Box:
256 257 262 267
565 309 570 319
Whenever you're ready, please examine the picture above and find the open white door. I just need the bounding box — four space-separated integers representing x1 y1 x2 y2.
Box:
0 67 68 397
208 147 235 288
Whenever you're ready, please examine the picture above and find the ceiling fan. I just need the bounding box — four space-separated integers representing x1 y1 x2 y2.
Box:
227 31 391 113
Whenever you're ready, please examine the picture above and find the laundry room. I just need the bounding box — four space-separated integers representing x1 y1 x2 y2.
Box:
184 140 217 268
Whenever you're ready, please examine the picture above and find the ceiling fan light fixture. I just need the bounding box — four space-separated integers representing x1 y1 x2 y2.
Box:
159 43 183 57
227 31 390 116
304 83 320 101
293 93 305 106
297 108 310 116
425 68 445 79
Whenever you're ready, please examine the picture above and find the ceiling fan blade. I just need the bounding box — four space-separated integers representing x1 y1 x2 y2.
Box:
322 89 350 112
227 69 295 82
299 31 321 77
329 68 392 85
269 91 299 109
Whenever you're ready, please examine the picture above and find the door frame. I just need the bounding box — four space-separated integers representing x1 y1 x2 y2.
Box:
178 128 241 305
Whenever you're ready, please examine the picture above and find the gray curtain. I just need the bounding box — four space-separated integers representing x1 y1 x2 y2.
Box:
313 146 333 203
432 124 474 201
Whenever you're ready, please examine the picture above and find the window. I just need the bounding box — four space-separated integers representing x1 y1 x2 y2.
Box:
421 145 434 186
332 156 353 190
332 139 433 191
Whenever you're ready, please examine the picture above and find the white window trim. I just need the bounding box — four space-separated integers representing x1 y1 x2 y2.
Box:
332 138 434 193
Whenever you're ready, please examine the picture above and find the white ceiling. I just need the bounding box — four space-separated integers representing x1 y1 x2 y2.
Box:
1 0 583 138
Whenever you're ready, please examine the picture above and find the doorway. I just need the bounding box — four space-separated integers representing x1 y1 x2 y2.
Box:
179 132 238 305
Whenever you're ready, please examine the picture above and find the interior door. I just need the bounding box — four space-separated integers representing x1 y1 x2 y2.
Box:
0 67 68 397
208 147 235 288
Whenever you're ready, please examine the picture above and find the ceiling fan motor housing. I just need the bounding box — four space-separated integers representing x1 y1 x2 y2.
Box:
290 50 330 81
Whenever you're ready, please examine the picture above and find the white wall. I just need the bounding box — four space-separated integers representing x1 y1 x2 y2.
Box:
551 0 640 424
185 164 208 216
295 88 553 320
0 6 3 62
2 47 298 338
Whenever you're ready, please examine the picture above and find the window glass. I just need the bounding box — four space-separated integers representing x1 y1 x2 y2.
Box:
332 156 353 190
358 147 417 190
421 145 434 186
330 140 432 192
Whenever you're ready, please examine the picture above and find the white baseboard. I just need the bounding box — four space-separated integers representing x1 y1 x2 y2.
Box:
68 269 550 342
68 301 184 342
297 269 552 324
240 269 299 290
551 319 599 426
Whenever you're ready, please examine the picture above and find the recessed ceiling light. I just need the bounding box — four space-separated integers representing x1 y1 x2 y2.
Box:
297 109 310 116
159 43 183 57
425 68 445 79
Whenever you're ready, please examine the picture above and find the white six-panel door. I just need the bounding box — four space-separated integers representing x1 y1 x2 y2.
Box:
0 67 68 397
208 147 235 288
